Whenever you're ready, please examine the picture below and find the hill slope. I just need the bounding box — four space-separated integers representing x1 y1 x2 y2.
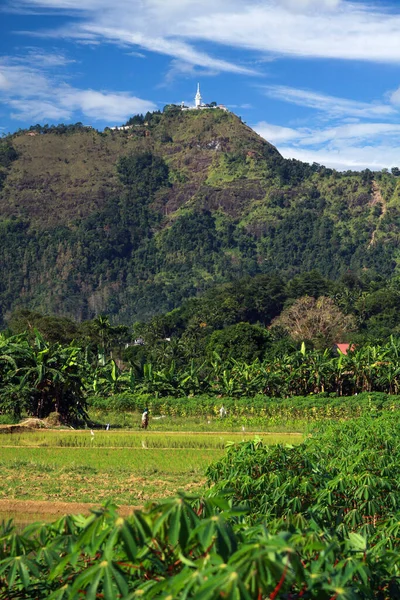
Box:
0 109 399 325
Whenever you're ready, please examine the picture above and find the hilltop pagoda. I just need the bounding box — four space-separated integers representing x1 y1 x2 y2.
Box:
181 84 227 111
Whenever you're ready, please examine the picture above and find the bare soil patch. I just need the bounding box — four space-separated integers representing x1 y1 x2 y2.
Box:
0 499 140 517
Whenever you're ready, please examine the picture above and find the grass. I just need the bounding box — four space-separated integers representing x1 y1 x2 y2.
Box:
0 430 302 448
0 430 302 519
4 111 256 229
88 410 309 432
0 447 215 505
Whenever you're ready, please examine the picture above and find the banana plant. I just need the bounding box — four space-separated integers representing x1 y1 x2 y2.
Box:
92 359 128 395
177 359 205 395
16 331 87 420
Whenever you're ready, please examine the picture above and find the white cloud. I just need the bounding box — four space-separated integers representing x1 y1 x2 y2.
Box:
183 2 400 63
254 121 301 143
10 98 70 121
13 0 400 76
0 72 10 89
0 51 156 124
59 88 157 121
40 23 257 75
254 121 400 146
253 84 400 169
261 85 396 119
253 120 400 170
301 123 400 145
389 86 400 106
0 63 52 98
279 0 342 12
11 47 76 67
126 51 146 59
279 145 400 171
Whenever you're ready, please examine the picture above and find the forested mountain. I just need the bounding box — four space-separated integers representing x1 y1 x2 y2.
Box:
1 108 400 326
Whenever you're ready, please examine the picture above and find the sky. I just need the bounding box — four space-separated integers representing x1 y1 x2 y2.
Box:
1 0 400 170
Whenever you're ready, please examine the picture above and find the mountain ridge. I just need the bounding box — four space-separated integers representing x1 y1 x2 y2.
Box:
0 108 399 325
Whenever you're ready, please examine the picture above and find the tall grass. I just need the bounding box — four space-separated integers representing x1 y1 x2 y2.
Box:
0 430 302 449
0 447 223 473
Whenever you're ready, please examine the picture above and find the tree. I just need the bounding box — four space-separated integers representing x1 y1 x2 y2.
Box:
0 140 18 167
207 322 271 362
286 271 331 301
117 151 169 195
7 308 79 345
0 331 87 422
125 114 144 126
272 296 356 349
80 316 130 364
0 332 32 419
245 274 286 324
17 332 87 421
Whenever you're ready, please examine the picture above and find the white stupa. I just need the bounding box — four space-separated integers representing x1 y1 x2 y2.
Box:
180 83 227 111
195 83 202 108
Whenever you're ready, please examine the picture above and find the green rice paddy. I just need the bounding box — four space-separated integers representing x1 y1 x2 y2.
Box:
0 429 302 448
0 430 302 524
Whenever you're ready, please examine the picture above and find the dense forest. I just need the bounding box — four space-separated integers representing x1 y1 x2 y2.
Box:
1 108 400 327
3 269 400 414
7 268 400 354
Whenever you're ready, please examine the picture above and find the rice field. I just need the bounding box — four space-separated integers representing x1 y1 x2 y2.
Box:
0 429 302 525
0 429 302 448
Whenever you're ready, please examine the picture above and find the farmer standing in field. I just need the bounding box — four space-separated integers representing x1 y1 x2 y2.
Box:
141 407 149 430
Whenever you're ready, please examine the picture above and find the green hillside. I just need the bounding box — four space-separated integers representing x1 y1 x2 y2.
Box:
0 108 399 325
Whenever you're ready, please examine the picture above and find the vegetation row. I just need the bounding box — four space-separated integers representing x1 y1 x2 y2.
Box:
4 328 400 422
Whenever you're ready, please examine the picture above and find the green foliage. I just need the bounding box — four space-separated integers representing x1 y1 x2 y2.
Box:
207 322 271 362
135 272 286 348
166 209 217 250
118 337 400 398
1 110 399 324
7 309 79 345
117 151 169 194
285 270 332 300
0 496 374 599
3 415 400 598
0 139 18 193
0 331 87 422
25 122 93 135
207 414 400 534
122 112 162 128
87 391 400 421
8 324 400 412
0 140 18 168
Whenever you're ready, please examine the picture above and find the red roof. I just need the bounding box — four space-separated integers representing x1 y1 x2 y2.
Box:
334 343 355 355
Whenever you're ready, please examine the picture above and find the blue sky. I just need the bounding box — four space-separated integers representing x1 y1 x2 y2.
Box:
1 0 400 170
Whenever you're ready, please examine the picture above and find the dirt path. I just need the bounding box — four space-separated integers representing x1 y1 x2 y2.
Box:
0 499 140 518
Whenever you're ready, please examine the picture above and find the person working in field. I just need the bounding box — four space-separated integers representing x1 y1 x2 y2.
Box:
141 408 149 430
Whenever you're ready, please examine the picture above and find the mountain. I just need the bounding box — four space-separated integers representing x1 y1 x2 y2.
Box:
0 108 399 325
